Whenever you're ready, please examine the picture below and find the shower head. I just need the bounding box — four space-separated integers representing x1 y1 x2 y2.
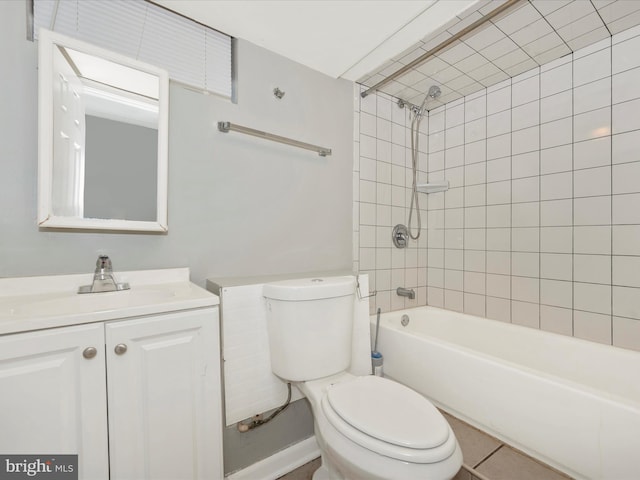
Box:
428 85 442 99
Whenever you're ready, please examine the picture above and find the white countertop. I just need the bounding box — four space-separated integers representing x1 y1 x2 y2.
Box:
0 268 219 335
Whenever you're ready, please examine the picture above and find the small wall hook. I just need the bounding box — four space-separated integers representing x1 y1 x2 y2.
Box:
273 87 285 99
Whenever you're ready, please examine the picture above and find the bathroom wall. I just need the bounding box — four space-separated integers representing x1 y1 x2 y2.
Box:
355 24 640 352
0 1 353 288
0 0 353 473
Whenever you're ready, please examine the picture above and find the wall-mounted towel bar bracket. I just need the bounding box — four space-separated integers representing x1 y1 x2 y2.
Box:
217 122 332 157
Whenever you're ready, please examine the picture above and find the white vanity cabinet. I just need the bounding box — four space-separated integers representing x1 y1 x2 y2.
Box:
0 322 110 478
0 268 222 480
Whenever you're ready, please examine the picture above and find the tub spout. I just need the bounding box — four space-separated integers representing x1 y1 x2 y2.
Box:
396 287 415 299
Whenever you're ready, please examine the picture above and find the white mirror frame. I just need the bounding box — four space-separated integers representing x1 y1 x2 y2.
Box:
37 29 169 232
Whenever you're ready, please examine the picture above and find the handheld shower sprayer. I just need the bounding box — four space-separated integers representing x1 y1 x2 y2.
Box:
407 85 441 240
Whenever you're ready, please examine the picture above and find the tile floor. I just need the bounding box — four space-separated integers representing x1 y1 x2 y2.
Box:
278 412 572 480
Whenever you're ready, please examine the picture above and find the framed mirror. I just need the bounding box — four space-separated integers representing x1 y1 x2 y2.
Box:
37 29 169 232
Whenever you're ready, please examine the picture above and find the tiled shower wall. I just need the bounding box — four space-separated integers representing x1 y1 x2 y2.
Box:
353 84 429 314
354 25 640 352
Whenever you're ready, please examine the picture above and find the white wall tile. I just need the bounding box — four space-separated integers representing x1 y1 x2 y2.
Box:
487 133 511 160
574 311 612 345
487 251 511 275
487 157 511 182
512 101 540 131
464 292 486 316
613 286 640 319
465 206 486 228
612 316 640 351
574 196 611 225
540 305 573 335
487 273 511 298
613 67 640 104
465 139 486 165
464 183 487 204
574 254 611 284
465 249 486 272
540 172 572 200
612 129 640 164
487 296 511 322
612 32 640 74
487 110 511 138
486 85 512 114
540 144 572 174
512 227 539 252
541 226 573 253
613 193 640 224
512 74 539 107
512 202 539 227
575 282 612 315
573 47 611 87
541 117 572 149
465 94 487 122
540 62 572 97
541 199 573 226
487 227 511 251
465 162 486 185
573 107 611 143
512 252 540 277
540 90 572 123
574 137 611 170
613 255 640 288
574 166 611 197
541 279 573 308
611 225 640 255
613 161 640 194
444 289 464 312
511 300 540 328
464 271 486 295
541 253 572 281
574 226 611 254
512 151 540 179
512 177 540 203
574 77 611 114
465 118 487 144
612 98 640 134
512 126 540 155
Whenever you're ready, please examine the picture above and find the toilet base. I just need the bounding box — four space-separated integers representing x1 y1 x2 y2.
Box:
311 462 331 480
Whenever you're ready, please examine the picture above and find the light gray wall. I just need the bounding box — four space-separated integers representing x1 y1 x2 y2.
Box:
0 0 353 288
1 0 353 472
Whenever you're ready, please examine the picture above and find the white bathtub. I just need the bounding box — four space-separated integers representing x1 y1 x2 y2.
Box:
370 306 640 480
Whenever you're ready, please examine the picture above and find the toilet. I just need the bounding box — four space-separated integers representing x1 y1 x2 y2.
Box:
263 276 462 480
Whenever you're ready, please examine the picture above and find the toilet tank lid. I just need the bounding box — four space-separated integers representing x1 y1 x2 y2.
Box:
263 276 355 301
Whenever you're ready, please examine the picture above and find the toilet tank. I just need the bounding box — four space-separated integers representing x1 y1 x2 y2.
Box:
263 276 355 382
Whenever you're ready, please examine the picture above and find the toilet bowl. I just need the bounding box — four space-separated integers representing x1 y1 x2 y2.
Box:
263 276 462 480
299 373 462 480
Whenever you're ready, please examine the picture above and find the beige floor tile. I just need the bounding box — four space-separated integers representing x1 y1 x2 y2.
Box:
476 446 572 480
442 412 502 468
452 467 473 480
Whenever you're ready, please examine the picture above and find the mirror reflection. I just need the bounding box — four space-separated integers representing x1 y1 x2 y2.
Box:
39 29 168 232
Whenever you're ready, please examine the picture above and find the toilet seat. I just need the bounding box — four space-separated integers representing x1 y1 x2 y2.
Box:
320 376 458 464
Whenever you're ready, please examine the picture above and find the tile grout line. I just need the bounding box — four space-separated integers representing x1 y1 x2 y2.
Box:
471 443 505 471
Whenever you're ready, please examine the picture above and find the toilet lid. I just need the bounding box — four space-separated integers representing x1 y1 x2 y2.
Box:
326 376 450 449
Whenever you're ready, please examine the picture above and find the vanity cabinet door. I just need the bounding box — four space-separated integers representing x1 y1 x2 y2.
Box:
0 323 109 479
105 308 222 480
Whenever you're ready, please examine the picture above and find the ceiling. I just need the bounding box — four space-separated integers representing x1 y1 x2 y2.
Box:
152 0 480 80
360 0 640 109
153 0 640 109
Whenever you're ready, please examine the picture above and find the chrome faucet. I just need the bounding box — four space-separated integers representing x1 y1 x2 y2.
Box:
396 287 415 300
78 255 130 294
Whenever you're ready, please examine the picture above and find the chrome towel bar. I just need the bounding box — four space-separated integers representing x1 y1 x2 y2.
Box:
217 122 332 157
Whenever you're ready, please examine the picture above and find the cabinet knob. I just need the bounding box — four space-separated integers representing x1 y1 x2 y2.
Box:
114 343 128 355
83 347 97 359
